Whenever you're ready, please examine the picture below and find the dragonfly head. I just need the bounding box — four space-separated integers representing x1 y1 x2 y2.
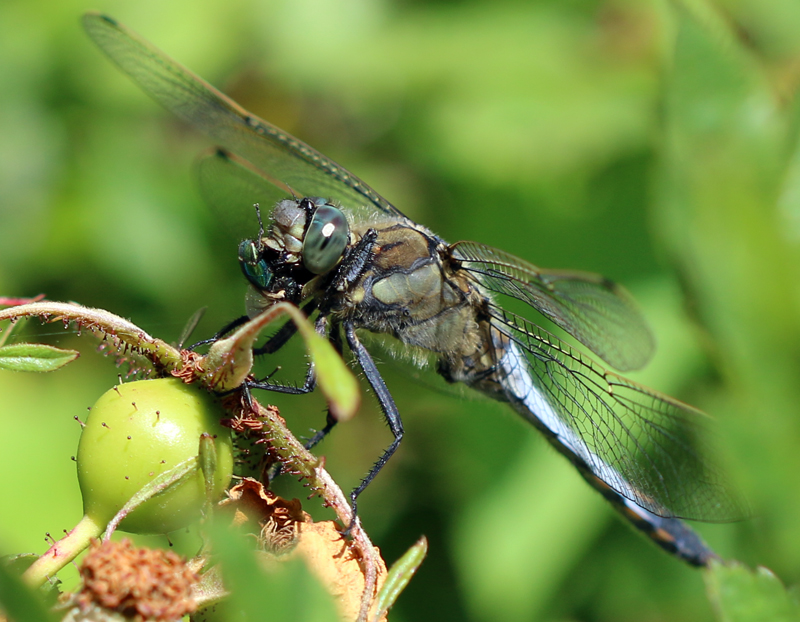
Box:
238 197 350 308
300 199 350 274
264 197 350 275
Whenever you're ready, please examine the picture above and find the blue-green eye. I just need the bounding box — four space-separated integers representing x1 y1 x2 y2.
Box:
238 240 272 290
302 205 349 274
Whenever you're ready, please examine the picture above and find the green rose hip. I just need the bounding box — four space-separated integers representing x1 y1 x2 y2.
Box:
77 378 234 534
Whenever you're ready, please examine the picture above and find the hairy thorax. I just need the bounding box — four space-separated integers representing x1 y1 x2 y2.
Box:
335 216 488 364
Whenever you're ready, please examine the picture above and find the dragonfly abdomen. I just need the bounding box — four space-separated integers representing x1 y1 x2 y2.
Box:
492 336 719 566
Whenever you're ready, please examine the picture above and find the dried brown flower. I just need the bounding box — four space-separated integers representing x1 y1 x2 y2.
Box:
219 478 388 621
220 477 307 553
77 539 198 622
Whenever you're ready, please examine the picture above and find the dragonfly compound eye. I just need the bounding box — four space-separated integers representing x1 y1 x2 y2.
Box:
302 204 349 274
238 239 272 290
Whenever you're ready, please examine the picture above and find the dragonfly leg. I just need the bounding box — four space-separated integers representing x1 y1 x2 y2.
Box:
303 412 338 451
248 314 326 394
252 319 299 356
302 319 344 450
249 314 344 448
253 298 319 356
187 315 248 350
344 321 404 530
246 370 315 395
331 229 379 291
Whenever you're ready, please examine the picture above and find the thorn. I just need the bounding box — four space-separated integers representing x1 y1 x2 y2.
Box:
74 415 85 427
70 456 76 461
131 402 137 411
101 422 110 429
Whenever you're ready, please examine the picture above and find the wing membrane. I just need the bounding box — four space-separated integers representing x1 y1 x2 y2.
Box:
487 304 745 521
83 13 404 218
453 240 655 371
195 148 295 241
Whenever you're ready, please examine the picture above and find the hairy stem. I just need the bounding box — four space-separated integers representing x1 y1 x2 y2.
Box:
22 513 104 588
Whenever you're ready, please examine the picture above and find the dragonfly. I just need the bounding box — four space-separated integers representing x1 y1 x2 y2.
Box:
83 12 746 566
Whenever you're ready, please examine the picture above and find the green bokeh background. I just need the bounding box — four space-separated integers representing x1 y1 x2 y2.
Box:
2 0 800 620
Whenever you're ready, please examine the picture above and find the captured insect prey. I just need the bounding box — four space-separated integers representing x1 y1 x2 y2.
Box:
83 12 746 566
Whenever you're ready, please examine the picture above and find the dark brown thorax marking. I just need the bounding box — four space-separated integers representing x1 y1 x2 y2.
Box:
329 218 487 363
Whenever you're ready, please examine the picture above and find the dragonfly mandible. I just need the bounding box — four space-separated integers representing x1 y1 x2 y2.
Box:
83 12 746 566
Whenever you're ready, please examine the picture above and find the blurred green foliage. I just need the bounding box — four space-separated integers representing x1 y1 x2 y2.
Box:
705 562 800 622
210 522 340 622
2 0 800 620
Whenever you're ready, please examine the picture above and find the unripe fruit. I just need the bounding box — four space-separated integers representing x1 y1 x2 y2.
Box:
77 378 234 534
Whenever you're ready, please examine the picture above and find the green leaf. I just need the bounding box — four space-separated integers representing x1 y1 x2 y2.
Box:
205 302 360 421
281 304 360 423
0 557 59 622
705 561 800 622
2 555 61 609
372 536 427 621
104 455 199 538
0 343 79 372
199 432 219 505
208 522 339 622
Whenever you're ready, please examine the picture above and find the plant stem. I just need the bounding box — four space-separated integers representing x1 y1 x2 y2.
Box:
22 513 104 588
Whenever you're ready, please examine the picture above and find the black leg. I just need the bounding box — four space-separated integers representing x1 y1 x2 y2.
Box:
247 313 328 394
344 322 404 527
252 316 343 451
299 318 344 450
246 362 316 395
253 298 319 356
252 319 299 356
249 314 343 449
264 316 341 483
327 228 378 294
303 411 338 451
187 315 249 350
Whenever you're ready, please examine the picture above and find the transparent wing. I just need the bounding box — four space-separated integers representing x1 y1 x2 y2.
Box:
195 148 294 241
83 12 405 218
452 240 655 372
485 304 746 521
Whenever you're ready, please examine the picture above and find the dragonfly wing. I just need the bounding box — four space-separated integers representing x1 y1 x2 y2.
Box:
453 241 654 371
486 304 746 522
195 148 295 241
83 13 405 219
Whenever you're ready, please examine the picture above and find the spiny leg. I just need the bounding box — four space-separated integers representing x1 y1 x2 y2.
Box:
187 315 249 350
344 322 404 530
